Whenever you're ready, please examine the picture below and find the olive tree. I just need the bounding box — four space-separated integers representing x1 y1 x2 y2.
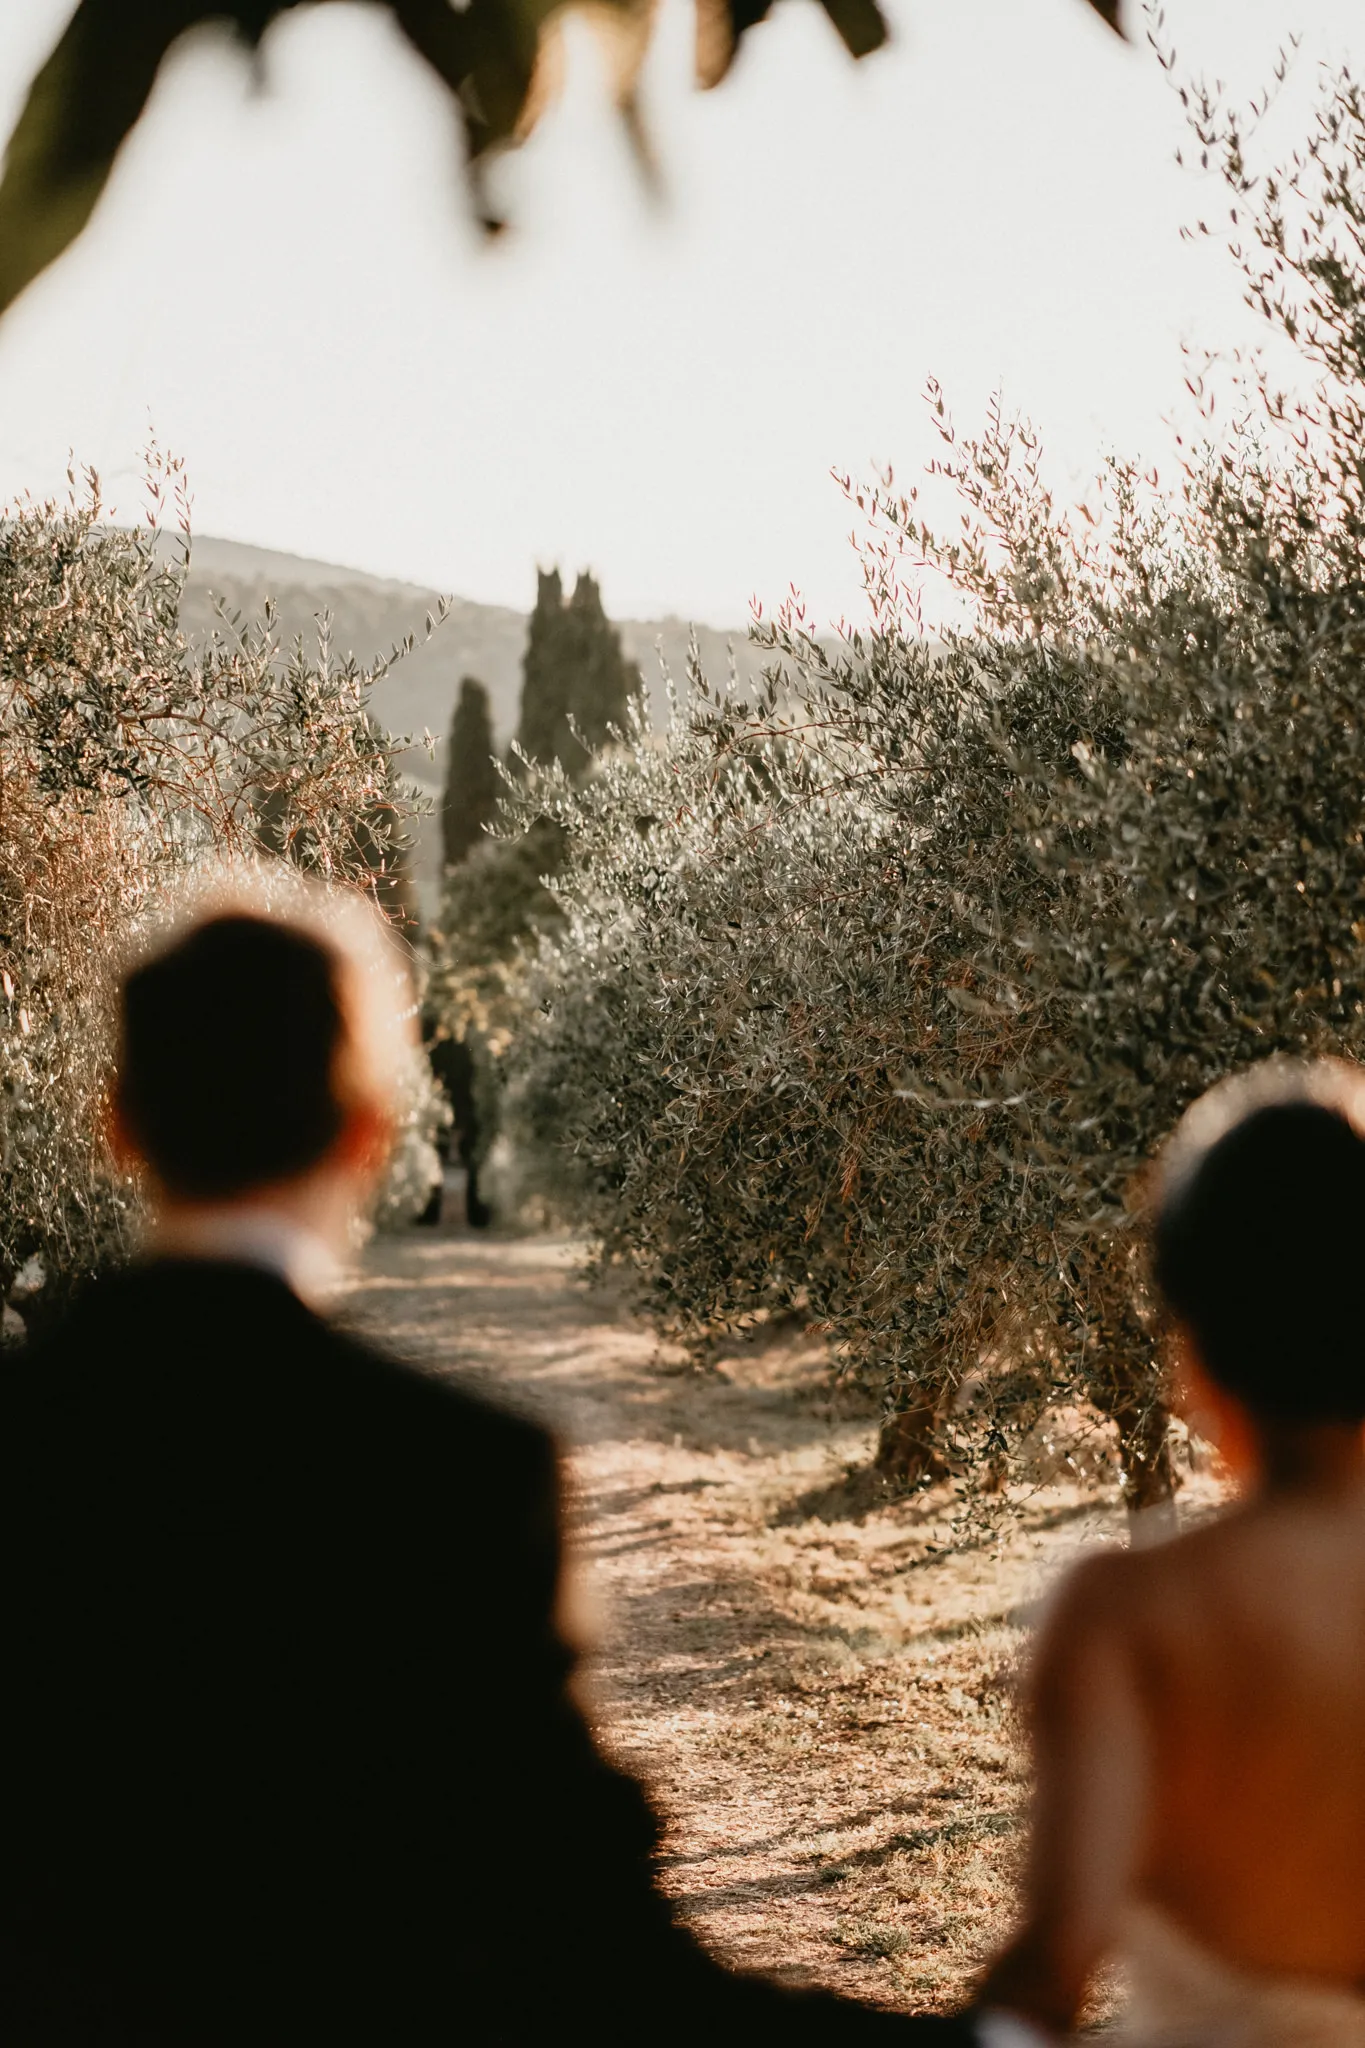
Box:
500 65 1365 1518
1 451 439 1333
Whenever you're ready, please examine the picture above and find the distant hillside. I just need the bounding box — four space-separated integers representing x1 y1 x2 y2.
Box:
180 536 766 913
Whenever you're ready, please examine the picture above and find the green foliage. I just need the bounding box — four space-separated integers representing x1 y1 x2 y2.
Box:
0 0 932 315
429 567 639 1189
516 568 638 777
516 569 567 771
355 753 423 933
442 676 501 870
441 819 566 980
0 451 437 1326
430 564 638 1050
499 66 1365 1513
562 571 639 756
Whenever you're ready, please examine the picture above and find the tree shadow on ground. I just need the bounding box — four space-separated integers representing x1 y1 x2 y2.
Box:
344 1253 871 1460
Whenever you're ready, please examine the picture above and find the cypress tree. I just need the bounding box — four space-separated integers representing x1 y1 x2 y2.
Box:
564 570 636 755
442 675 501 869
515 568 570 769
440 565 635 995
514 566 637 775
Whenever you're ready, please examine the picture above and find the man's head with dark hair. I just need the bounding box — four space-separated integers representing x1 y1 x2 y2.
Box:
115 887 408 1215
119 915 350 1201
1153 1062 1365 1425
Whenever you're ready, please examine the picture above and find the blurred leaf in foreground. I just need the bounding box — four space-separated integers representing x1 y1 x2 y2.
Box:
0 0 1122 316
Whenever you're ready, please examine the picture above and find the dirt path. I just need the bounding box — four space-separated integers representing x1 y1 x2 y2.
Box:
342 1222 1147 2014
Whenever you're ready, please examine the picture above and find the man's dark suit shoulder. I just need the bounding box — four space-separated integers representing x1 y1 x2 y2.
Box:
12 1254 551 1453
0 1257 975 2045
1 1257 563 1605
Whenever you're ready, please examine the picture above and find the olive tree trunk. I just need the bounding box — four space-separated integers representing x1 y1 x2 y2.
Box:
1082 1251 1178 1536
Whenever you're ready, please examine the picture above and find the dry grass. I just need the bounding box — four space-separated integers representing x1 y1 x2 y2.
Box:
341 1224 1225 2016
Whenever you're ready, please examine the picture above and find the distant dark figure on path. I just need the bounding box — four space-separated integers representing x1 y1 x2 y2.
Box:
979 1060 1365 2045
0 882 969 2044
421 1026 491 1228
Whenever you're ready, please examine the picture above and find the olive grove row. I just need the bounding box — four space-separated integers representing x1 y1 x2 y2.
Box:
0 453 441 1336
492 68 1365 1514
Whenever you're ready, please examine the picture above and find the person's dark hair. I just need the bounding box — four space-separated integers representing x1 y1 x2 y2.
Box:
1153 1064 1365 1423
118 913 348 1200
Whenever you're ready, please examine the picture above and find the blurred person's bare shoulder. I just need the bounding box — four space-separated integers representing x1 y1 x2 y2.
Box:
1028 1515 1258 1677
1038 1488 1365 1692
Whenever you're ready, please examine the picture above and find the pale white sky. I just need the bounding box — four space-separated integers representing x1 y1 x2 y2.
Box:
0 0 1358 625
